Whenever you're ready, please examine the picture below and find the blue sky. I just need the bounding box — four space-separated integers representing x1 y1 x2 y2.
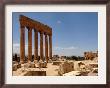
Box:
13 12 98 56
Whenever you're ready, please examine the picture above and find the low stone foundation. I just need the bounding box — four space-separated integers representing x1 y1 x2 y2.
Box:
38 62 47 68
22 62 36 68
53 61 62 65
13 64 18 71
13 64 21 71
24 71 46 76
29 63 36 68
89 63 98 68
92 68 98 73
17 64 21 68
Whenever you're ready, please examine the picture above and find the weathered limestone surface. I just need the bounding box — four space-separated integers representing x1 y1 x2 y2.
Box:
40 32 44 61
38 60 47 68
77 61 98 75
19 15 52 66
89 63 98 74
45 34 48 63
19 15 52 35
84 51 98 60
58 61 74 75
17 64 21 68
28 28 32 62
92 68 98 73
53 61 62 65
13 64 18 71
24 71 46 76
49 35 52 60
89 63 98 68
22 62 36 68
63 71 81 76
34 29 38 60
48 59 53 63
77 62 91 74
13 63 21 71
29 63 36 68
20 26 25 63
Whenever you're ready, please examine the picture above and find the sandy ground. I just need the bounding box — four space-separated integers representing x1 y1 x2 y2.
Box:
13 58 98 76
13 63 59 76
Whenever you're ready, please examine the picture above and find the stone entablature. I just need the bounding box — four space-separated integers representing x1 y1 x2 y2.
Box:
19 15 52 35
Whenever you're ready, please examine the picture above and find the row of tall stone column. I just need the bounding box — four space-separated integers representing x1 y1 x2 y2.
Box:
20 25 52 64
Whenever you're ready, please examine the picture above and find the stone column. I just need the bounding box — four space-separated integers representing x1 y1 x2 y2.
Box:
20 25 25 64
49 35 52 60
34 29 38 61
28 27 32 62
40 32 44 61
45 34 48 63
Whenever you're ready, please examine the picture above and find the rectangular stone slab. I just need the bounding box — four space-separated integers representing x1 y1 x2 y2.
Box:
24 71 46 76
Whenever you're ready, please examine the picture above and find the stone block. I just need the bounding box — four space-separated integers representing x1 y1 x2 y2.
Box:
17 64 21 68
80 71 89 76
58 61 74 75
22 62 36 68
34 60 38 64
53 61 61 65
89 63 98 68
24 71 46 76
29 62 36 68
13 64 18 71
63 71 81 76
48 59 52 63
92 68 98 73
38 61 47 68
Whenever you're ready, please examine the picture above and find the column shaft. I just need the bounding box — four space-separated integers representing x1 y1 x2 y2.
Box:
49 35 52 59
20 26 25 63
40 32 43 61
45 34 48 63
28 28 32 62
34 30 38 61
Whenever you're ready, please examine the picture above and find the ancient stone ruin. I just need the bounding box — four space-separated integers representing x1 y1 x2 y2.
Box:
84 51 98 60
19 15 52 64
58 61 74 76
13 15 53 76
13 15 98 76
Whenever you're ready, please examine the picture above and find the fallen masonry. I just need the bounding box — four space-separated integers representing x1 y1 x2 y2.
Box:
58 61 74 76
53 61 63 65
24 71 46 76
13 57 98 76
63 71 81 76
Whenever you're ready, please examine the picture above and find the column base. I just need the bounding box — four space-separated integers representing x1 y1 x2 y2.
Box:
38 60 47 68
34 60 38 64
48 59 52 63
29 62 36 68
28 60 32 63
20 61 24 64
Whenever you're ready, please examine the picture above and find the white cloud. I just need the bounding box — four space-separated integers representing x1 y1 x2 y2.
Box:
13 43 78 56
52 46 83 56
53 46 77 50
53 46 79 56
